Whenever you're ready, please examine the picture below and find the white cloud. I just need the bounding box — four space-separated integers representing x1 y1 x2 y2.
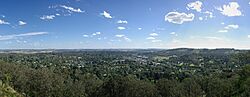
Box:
146 37 155 40
224 24 239 29
138 28 142 30
198 17 203 20
101 11 112 19
17 32 47 36
117 27 126 30
92 32 101 36
198 11 214 21
170 32 176 35
187 1 203 12
115 34 131 42
123 37 131 42
248 35 250 38
40 15 55 20
165 12 194 24
0 19 10 25
117 20 128 24
170 32 178 36
152 40 162 43
96 32 101 35
218 30 228 33
146 33 162 43
218 24 239 33
150 33 158 36
16 40 27 44
115 34 125 37
19 21 27 26
204 11 214 18
0 32 48 41
83 35 89 37
217 2 242 17
60 5 84 13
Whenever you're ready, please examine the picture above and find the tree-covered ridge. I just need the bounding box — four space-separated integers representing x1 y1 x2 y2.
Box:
0 49 249 97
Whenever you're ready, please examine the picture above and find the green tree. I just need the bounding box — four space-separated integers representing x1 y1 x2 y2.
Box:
181 78 203 97
156 79 182 97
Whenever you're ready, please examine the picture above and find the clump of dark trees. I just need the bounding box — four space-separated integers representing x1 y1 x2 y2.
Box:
0 50 250 97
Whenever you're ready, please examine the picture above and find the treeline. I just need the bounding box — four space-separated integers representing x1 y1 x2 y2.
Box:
0 62 250 97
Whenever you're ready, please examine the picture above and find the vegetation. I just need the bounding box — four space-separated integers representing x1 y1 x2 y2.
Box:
0 48 249 97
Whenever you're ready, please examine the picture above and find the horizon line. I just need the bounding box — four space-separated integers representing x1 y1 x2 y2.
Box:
0 47 249 50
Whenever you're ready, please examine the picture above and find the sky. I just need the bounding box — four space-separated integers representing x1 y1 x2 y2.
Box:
0 0 250 49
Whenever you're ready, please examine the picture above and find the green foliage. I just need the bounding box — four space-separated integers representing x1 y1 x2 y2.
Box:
181 78 203 97
156 79 182 97
0 49 249 97
0 80 23 97
95 75 158 97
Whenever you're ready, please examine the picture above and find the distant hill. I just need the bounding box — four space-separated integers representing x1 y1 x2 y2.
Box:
0 48 248 54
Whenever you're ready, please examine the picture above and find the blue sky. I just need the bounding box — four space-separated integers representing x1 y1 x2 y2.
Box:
0 0 249 49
